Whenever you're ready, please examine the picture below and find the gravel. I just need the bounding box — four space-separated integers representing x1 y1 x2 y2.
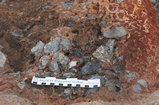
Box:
137 79 148 88
63 72 75 78
93 39 115 62
68 61 77 68
84 87 100 97
31 41 45 56
132 84 142 92
112 66 122 73
38 55 49 69
49 60 60 73
91 76 105 87
81 62 101 75
125 72 137 82
60 39 71 51
117 0 124 3
54 52 69 66
10 71 21 78
0 51 6 67
103 26 127 38
44 40 60 54
64 88 71 96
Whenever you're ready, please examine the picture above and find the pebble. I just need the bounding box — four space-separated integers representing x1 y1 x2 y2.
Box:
91 76 105 87
137 79 148 88
71 48 82 57
38 55 49 69
26 69 32 74
0 51 6 67
44 40 60 54
10 71 21 78
84 87 99 97
81 62 101 75
68 61 77 68
31 41 45 56
93 39 115 62
117 0 124 3
63 72 75 78
61 2 72 9
100 20 106 27
103 26 127 38
45 72 52 77
132 84 142 92
64 20 75 27
125 72 136 82
11 32 23 40
64 88 71 96
54 52 69 66
0 45 4 49
49 60 60 73
70 68 77 73
112 66 122 73
17 78 27 89
60 39 71 51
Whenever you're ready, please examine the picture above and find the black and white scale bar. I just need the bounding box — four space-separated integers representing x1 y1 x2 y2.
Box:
31 76 100 88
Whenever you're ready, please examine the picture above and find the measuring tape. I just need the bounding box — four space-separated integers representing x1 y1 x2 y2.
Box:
31 76 101 88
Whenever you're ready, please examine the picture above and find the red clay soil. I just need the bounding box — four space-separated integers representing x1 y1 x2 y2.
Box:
0 0 159 105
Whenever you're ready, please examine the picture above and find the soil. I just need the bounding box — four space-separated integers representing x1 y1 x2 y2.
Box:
1 0 159 105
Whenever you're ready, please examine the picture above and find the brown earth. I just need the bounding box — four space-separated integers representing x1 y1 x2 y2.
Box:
0 0 159 104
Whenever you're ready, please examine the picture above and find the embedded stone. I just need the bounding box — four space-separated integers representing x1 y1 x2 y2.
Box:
0 51 6 67
137 79 148 88
31 41 45 56
44 40 60 54
38 55 49 69
49 60 60 73
103 26 127 38
93 39 115 62
54 52 69 66
132 84 142 92
60 39 71 51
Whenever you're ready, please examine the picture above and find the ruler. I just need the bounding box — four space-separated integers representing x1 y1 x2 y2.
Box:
31 76 101 88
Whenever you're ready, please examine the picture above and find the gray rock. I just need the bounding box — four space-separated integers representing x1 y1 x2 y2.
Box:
38 55 49 69
54 52 69 66
17 83 25 89
0 0 6 4
0 45 4 49
0 52 6 67
64 88 71 96
31 41 45 56
125 72 136 82
26 69 32 74
71 87 76 95
44 40 60 54
100 20 106 27
132 84 142 92
60 39 71 51
84 87 99 97
117 0 124 3
49 60 60 73
64 20 75 27
61 2 72 9
63 72 75 78
93 39 115 62
11 32 23 40
45 72 52 77
10 71 21 78
137 79 148 88
70 68 77 73
91 76 105 87
112 66 122 73
81 62 101 75
103 26 127 38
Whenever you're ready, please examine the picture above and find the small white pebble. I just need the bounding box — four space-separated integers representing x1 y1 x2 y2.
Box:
68 61 77 68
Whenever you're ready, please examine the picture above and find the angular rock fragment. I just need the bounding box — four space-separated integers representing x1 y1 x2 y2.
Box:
84 87 99 97
125 72 137 82
60 39 71 51
91 76 105 87
103 26 127 38
112 66 122 73
117 0 124 3
44 40 60 54
49 60 60 73
63 72 75 78
0 51 6 67
11 32 23 40
38 55 49 69
132 84 142 92
68 61 77 68
10 71 21 78
81 62 101 75
31 41 45 56
54 52 69 66
137 79 148 88
93 39 115 62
